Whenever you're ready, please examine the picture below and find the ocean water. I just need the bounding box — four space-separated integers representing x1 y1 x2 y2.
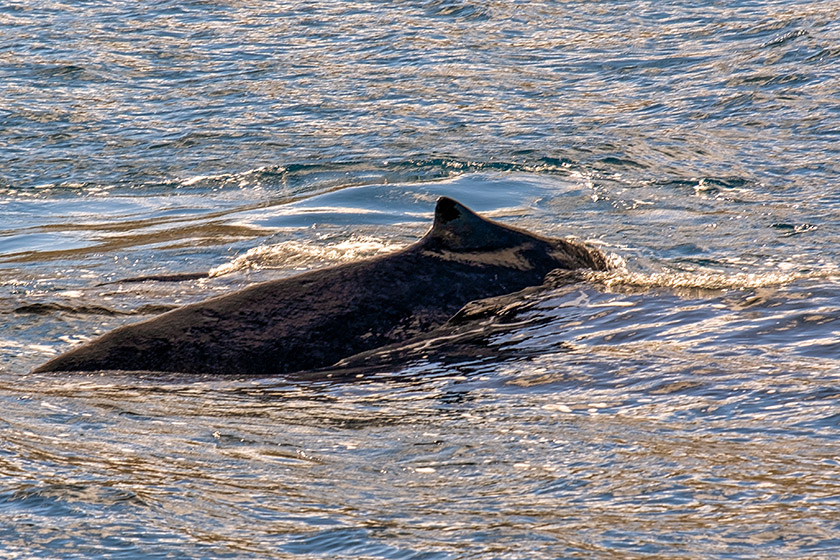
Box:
2 1 840 558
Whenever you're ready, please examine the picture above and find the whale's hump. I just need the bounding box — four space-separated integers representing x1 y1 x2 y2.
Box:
33 196 610 377
427 196 536 251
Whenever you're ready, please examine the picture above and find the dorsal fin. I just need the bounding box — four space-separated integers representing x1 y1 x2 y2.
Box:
426 197 532 251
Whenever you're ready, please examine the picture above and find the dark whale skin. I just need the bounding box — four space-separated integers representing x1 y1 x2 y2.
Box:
34 197 609 376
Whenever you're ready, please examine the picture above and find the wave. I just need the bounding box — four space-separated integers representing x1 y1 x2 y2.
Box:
578 268 814 292
8 302 177 317
209 236 404 276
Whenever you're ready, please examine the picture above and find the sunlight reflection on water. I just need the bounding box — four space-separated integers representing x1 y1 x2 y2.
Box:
2 0 840 558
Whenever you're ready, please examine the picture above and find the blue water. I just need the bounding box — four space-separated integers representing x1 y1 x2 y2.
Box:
2 1 840 558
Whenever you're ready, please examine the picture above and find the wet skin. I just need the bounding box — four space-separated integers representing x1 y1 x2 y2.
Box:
34 197 609 376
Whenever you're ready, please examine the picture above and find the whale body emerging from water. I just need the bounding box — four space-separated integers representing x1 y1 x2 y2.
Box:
34 197 609 376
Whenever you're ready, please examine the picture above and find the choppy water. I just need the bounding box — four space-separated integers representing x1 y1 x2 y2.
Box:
2 1 840 558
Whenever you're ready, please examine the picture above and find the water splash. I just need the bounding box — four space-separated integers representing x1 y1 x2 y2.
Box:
209 236 404 277
583 268 810 292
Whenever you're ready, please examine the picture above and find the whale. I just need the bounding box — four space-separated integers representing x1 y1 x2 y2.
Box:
34 197 609 376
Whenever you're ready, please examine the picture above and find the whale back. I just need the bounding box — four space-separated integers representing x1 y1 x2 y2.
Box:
422 196 608 271
33 197 609 376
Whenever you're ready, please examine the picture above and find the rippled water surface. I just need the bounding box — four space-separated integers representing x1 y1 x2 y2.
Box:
2 1 840 558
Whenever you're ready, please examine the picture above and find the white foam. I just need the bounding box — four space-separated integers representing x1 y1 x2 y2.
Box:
585 269 809 292
209 236 404 277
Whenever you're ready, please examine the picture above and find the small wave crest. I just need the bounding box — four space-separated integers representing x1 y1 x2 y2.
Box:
578 268 817 292
9 302 178 316
209 236 404 277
